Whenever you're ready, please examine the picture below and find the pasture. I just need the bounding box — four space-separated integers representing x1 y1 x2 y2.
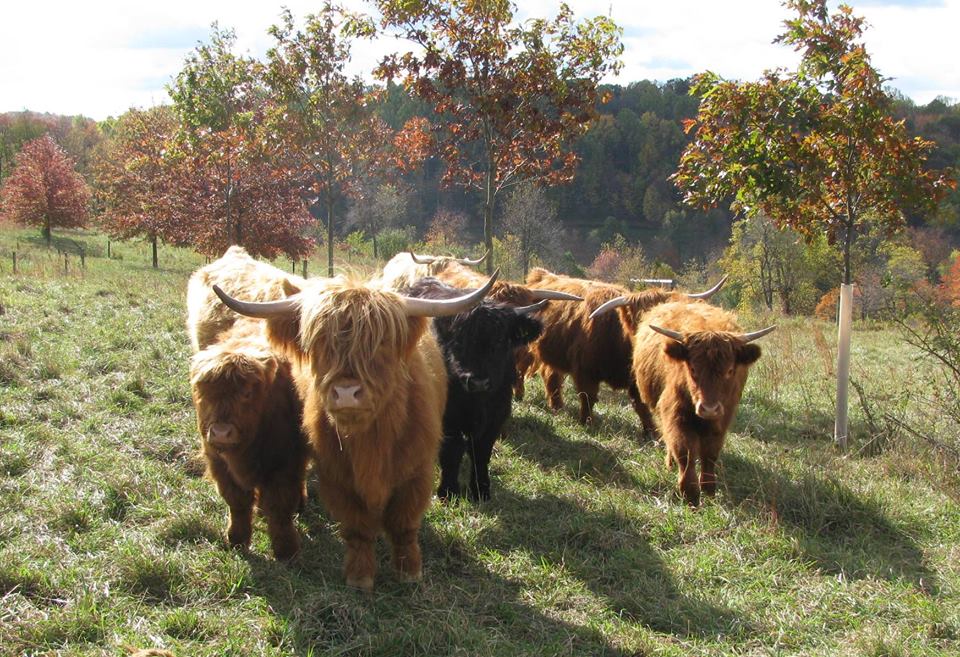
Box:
1 228 958 656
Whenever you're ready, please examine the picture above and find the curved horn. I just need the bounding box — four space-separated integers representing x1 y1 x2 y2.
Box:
401 268 501 317
409 251 437 265
529 289 583 302
685 275 728 300
457 249 489 266
648 324 684 342
213 285 301 319
738 325 777 343
514 300 549 316
588 296 630 320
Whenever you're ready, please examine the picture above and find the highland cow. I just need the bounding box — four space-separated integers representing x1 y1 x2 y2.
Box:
190 320 309 559
621 301 774 506
213 271 499 590
405 277 545 501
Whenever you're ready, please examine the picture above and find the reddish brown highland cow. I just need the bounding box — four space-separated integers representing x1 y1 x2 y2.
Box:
625 301 774 506
190 319 309 559
526 267 725 427
214 272 498 590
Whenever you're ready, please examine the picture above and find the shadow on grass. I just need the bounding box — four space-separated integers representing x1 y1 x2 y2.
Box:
243 499 638 656
734 394 835 446
504 413 649 491
721 451 939 594
476 489 755 642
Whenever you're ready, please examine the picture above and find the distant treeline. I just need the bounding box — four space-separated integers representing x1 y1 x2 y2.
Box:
2 80 959 269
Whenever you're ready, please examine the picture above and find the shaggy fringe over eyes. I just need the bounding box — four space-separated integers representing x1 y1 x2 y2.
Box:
297 276 412 388
685 332 738 367
190 343 274 386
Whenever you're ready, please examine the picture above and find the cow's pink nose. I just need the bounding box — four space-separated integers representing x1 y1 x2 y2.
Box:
696 401 723 419
332 383 364 409
208 422 238 446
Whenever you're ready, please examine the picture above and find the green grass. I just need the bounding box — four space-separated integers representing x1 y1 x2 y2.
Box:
1 226 958 656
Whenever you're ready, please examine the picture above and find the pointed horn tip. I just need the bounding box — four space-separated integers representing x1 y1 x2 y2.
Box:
649 323 685 341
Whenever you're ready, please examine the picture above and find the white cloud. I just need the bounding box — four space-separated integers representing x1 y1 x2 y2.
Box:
1 0 957 120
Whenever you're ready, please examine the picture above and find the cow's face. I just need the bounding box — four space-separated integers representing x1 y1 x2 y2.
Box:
663 332 761 420
190 345 279 450
268 280 428 434
438 304 543 393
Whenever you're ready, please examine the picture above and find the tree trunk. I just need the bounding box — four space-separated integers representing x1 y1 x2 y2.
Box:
327 195 335 278
373 232 378 260
483 168 495 276
302 259 308 278
151 234 158 269
43 219 51 247
835 213 855 449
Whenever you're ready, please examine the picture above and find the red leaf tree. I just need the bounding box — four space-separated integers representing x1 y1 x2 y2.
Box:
0 134 90 245
375 0 623 273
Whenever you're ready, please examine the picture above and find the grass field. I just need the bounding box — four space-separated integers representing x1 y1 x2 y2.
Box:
1 227 958 656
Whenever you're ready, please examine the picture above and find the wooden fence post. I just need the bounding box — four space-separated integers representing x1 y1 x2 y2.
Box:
12 251 16 274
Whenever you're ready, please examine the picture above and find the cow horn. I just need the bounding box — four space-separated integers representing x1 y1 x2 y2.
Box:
213 285 301 319
409 251 437 265
401 268 500 317
588 296 630 320
514 300 549 315
648 324 685 342
529 289 583 302
457 250 489 266
738 325 777 342
685 275 728 300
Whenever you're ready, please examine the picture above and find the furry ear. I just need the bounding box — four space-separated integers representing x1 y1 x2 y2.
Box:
736 343 762 365
617 305 638 335
256 353 280 387
511 315 543 346
282 278 301 297
404 316 430 358
265 314 303 361
663 340 688 361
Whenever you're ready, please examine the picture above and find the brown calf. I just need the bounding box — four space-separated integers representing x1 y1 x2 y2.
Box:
630 301 774 506
190 320 309 559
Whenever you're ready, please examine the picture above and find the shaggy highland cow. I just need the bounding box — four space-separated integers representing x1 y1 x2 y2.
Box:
405 277 545 501
595 300 774 506
213 272 499 590
190 320 309 559
526 267 725 427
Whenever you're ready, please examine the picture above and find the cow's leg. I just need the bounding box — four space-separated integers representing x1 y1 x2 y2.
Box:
258 479 303 560
207 457 255 548
672 444 701 507
513 348 532 401
543 366 565 411
573 376 600 425
383 468 433 582
437 433 466 501
699 435 725 498
317 479 378 591
628 382 657 440
466 429 499 502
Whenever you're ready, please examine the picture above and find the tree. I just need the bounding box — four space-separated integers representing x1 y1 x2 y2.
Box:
93 107 183 268
0 135 90 245
265 5 420 275
376 0 623 273
672 0 955 446
346 182 407 259
168 25 315 260
500 184 563 277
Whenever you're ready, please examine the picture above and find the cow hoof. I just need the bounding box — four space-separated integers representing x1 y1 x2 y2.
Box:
436 485 461 502
346 575 374 592
396 567 422 583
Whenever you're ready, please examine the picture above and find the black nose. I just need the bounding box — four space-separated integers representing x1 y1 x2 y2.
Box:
460 373 490 392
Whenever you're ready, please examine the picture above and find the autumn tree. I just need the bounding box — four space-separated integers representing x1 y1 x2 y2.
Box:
345 182 407 258
672 0 954 446
94 106 184 268
0 134 90 245
500 183 563 277
168 25 315 259
375 0 623 273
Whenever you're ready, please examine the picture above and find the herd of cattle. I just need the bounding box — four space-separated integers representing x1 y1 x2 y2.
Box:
185 246 774 590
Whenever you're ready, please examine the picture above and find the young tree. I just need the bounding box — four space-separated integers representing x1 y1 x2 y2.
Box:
0 134 90 245
94 106 183 268
500 183 563 277
168 25 315 260
346 182 407 259
375 0 623 273
672 0 955 446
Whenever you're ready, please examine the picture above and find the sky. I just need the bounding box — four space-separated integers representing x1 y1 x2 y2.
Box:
1 0 957 120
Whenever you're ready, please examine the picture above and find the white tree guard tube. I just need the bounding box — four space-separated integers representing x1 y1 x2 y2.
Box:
834 283 853 448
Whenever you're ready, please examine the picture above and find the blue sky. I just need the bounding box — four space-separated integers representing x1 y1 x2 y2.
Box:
1 0 957 120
